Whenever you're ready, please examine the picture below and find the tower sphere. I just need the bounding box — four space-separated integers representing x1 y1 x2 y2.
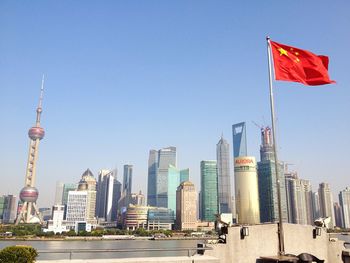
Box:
20 186 39 202
28 127 45 140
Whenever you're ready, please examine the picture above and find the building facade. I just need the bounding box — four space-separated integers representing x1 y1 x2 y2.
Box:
339 187 350 228
258 127 288 223
65 191 88 229
176 181 198 230
200 160 218 222
234 157 260 224
147 147 177 208
0 195 17 224
318 182 335 228
334 202 344 228
216 136 232 214
232 122 247 158
44 204 68 234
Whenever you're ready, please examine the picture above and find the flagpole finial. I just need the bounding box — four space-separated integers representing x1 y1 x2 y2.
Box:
266 36 270 41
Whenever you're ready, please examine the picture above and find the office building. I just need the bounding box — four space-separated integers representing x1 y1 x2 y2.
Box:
339 187 350 228
44 205 68 234
65 191 88 229
200 160 218 222
147 146 177 208
234 157 260 224
232 122 247 158
258 127 288 223
130 191 145 206
334 202 344 228
147 207 174 230
216 136 232 214
285 171 313 225
318 182 335 228
62 183 77 206
168 165 189 215
124 205 149 230
312 192 321 220
122 165 133 206
54 182 64 205
96 169 118 222
78 169 97 221
176 181 198 230
0 195 17 224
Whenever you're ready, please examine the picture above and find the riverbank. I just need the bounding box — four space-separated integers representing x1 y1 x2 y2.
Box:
0 236 213 241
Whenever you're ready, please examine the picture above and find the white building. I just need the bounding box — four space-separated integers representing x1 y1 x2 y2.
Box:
65 191 88 229
44 205 68 234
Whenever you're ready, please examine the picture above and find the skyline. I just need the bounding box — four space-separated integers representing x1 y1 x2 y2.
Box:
1 1 349 207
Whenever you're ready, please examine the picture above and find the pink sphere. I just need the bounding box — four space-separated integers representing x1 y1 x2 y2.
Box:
28 127 45 140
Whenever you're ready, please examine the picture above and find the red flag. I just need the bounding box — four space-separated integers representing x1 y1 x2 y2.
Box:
270 40 335 86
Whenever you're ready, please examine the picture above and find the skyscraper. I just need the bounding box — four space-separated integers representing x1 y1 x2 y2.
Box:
285 172 311 225
234 157 260 224
312 192 321 220
257 127 288 223
339 187 350 228
200 160 218 222
1 195 17 224
54 182 64 205
62 183 77 206
167 165 190 216
16 78 45 224
96 169 118 222
147 147 177 208
176 181 198 230
65 191 88 229
318 182 335 228
78 169 97 222
122 165 133 207
333 202 344 228
232 122 247 158
216 135 232 214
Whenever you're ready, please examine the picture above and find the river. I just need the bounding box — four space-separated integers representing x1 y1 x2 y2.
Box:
0 239 202 260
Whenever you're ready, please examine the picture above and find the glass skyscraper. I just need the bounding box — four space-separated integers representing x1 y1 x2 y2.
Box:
200 160 218 222
232 122 247 158
216 136 232 213
257 127 288 223
167 165 189 216
147 147 177 208
339 187 350 228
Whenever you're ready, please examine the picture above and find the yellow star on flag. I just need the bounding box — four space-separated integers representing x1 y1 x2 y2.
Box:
278 47 288 57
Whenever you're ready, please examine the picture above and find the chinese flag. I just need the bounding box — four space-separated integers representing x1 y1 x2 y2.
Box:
270 40 335 86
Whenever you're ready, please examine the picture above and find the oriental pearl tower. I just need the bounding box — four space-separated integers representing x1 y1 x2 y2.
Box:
16 76 45 224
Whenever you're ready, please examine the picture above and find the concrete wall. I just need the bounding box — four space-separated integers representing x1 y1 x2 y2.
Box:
206 223 346 263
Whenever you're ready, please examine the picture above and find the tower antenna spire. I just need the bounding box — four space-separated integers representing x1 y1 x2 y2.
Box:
36 75 45 126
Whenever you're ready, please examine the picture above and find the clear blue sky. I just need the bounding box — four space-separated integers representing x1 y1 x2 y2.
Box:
1 1 349 207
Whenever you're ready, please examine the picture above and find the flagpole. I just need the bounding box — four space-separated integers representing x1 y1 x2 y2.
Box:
266 36 285 255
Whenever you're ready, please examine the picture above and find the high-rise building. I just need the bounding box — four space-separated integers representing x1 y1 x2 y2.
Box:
234 157 260 224
16 78 45 224
54 182 64 205
176 181 198 230
123 165 133 202
285 171 313 225
216 136 232 214
96 169 118 222
258 127 288 223
167 165 189 216
147 147 177 208
339 187 350 228
62 183 77 206
130 191 145 206
78 169 97 222
200 160 218 222
334 202 344 228
232 122 247 158
112 177 122 222
1 195 17 224
65 191 88 229
318 182 335 228
312 192 321 220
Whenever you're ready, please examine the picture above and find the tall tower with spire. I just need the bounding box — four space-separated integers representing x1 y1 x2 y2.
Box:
16 77 45 224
